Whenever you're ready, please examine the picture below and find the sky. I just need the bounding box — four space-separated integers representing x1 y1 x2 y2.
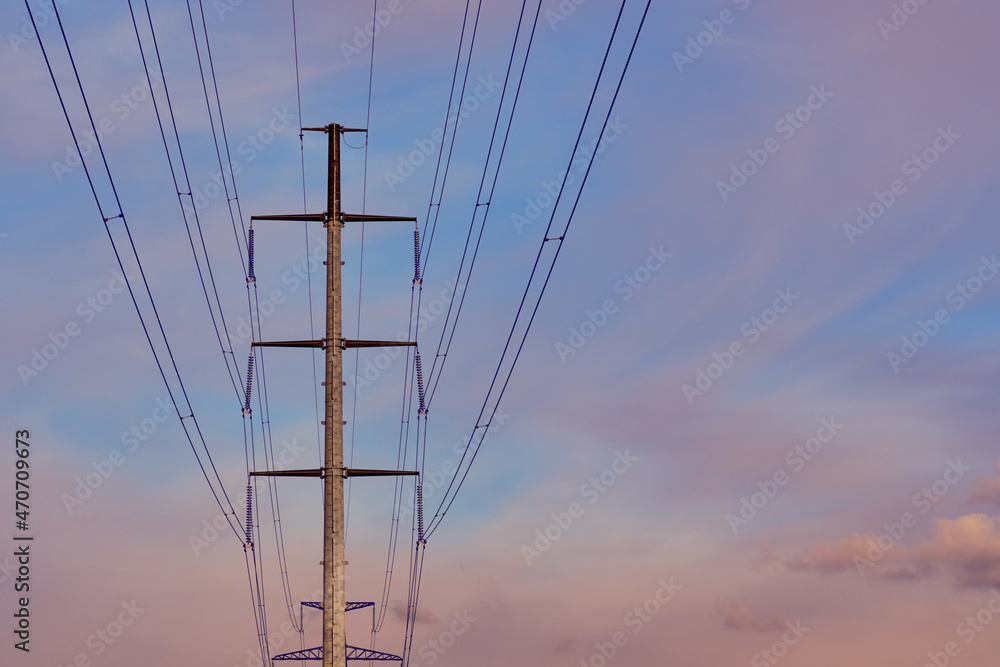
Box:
3 0 1000 666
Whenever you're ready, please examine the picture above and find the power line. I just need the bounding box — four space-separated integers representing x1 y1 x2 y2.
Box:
34 0 244 543
424 0 652 540
422 0 545 409
128 0 295 660
36 2 651 664
416 0 481 275
129 0 244 406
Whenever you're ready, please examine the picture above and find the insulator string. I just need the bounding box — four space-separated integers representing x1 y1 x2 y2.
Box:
243 352 253 414
415 352 426 415
416 482 425 545
247 227 256 283
245 483 253 547
412 225 421 285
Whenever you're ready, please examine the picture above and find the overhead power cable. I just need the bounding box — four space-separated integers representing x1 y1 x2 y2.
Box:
422 0 544 408
34 0 243 544
424 0 652 541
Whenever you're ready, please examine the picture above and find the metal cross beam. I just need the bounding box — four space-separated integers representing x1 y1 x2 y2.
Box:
271 646 401 662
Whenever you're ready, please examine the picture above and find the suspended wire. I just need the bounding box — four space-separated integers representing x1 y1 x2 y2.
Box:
132 0 301 656
241 408 271 665
244 541 271 665
291 0 325 465
189 0 252 278
36 0 243 545
388 0 489 652
195 0 306 641
254 340 301 637
248 430 273 667
246 368 280 666
423 0 543 408
246 157 302 636
130 1 280 659
371 279 422 637
394 5 541 647
290 2 320 657
360 20 378 647
347 0 382 542
126 0 245 407
424 0 651 540
416 0 482 277
399 421 428 667
373 203 433 637
47 0 647 663
35 9 263 654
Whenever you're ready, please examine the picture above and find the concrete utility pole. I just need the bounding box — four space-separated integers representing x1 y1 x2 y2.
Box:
322 122 347 667
250 123 418 667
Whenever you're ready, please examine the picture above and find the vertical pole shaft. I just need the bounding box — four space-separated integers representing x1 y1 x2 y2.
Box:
323 123 346 667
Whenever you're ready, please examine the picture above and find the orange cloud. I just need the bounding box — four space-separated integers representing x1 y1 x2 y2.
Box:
913 514 1000 589
787 513 1000 589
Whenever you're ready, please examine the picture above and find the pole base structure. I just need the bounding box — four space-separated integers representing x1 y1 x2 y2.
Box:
272 646 402 662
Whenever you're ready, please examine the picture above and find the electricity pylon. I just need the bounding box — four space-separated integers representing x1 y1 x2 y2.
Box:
249 123 418 666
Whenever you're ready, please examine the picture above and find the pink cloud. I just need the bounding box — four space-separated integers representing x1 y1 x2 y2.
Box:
913 514 1000 589
788 513 1000 589
716 598 788 632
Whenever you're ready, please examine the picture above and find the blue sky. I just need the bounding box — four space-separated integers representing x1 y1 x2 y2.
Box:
4 1 1000 666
